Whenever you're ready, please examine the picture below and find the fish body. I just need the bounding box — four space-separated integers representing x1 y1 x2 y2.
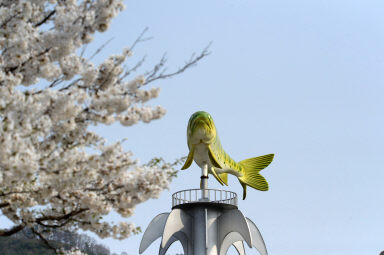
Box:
181 111 274 199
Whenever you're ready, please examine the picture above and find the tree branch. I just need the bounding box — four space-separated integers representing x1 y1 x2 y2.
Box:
89 38 114 61
0 202 10 208
31 227 58 254
58 78 82 92
37 218 72 229
4 48 51 73
36 208 88 223
119 55 146 83
144 42 211 85
34 10 56 28
0 190 33 197
0 224 25 236
0 14 17 29
130 27 153 51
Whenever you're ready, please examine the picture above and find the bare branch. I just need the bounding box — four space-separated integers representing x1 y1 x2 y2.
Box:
118 55 146 83
58 78 82 92
31 227 58 254
80 44 88 58
37 218 73 229
33 76 65 95
0 14 17 29
36 208 88 223
144 42 211 85
48 77 64 89
0 224 25 236
34 10 56 28
89 38 114 61
0 190 32 197
4 47 51 74
145 53 167 83
130 27 153 51
0 202 9 208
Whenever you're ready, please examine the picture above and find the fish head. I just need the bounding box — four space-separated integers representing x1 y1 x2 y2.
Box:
187 111 217 145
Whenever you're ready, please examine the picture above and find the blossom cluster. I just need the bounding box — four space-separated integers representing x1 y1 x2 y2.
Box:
0 0 178 252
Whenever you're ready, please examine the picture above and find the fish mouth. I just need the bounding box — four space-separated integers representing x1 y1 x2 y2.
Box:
200 137 215 144
190 123 215 145
190 130 215 145
191 119 209 130
190 138 214 146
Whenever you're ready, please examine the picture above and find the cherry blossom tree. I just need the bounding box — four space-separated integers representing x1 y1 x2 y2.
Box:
0 0 208 253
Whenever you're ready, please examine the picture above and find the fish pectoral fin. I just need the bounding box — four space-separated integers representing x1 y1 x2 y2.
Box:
211 167 224 186
219 173 228 186
181 146 195 170
208 146 222 169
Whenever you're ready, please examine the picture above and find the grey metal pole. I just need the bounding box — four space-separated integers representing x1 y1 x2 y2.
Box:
193 206 207 254
200 164 209 201
195 164 208 254
201 164 209 200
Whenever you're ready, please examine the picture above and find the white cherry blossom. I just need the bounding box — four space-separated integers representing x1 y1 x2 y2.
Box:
0 1 209 253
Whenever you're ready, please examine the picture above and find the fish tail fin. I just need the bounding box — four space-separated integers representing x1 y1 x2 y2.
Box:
238 154 274 198
219 173 228 186
240 181 247 200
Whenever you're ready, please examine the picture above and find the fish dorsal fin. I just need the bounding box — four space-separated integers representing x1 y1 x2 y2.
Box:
208 145 222 169
181 146 195 170
239 154 274 172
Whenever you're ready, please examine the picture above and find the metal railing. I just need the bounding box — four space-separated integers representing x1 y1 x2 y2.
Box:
172 189 238 207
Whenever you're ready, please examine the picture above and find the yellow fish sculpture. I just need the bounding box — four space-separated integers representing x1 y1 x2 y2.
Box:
181 111 274 199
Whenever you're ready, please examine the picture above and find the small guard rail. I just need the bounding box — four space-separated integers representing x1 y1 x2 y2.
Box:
172 189 238 207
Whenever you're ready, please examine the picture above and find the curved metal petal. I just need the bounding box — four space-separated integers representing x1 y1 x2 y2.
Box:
161 209 193 252
246 217 268 255
218 209 252 250
233 241 246 255
219 232 246 255
139 213 170 254
159 231 190 255
159 235 177 255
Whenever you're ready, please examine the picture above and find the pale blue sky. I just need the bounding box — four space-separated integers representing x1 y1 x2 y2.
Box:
89 0 384 254
5 0 384 254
